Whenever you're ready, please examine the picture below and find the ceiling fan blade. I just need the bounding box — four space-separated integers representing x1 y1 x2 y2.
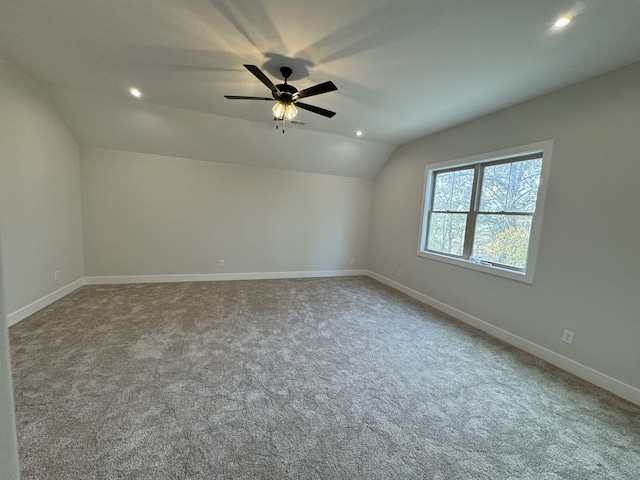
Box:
244 64 279 93
224 95 274 100
294 81 337 100
295 102 336 118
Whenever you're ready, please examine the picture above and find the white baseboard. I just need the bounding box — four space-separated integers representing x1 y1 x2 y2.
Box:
367 270 640 407
85 269 368 285
7 278 86 327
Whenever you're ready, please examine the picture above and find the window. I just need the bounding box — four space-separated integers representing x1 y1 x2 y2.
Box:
418 141 552 283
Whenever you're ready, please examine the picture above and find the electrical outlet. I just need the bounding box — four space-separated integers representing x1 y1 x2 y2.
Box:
350 258 355 265
54 271 60 281
219 260 224 267
562 329 574 344
397 269 402 277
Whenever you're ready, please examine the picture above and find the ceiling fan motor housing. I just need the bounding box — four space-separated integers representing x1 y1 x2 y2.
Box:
275 67 297 102
275 83 297 102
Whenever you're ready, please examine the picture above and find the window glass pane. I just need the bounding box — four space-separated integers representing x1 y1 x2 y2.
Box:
479 159 542 213
427 212 467 256
472 215 532 269
432 168 474 212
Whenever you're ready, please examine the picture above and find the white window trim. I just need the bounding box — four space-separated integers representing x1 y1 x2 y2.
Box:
417 140 553 284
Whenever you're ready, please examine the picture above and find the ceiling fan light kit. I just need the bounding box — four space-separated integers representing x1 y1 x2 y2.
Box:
225 64 337 134
272 101 298 121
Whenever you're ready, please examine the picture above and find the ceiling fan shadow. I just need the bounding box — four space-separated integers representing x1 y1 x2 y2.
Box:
191 0 286 52
262 54 314 82
295 2 450 65
118 47 247 81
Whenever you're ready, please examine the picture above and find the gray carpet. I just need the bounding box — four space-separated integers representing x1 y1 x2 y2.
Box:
9 276 640 479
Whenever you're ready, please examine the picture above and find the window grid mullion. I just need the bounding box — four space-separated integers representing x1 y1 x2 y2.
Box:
462 164 482 259
476 211 535 216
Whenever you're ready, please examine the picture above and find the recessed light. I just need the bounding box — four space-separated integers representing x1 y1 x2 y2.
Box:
129 88 142 98
553 16 572 29
356 130 363 137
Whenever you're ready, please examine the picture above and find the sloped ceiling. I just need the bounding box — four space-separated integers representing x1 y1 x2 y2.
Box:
1 0 639 178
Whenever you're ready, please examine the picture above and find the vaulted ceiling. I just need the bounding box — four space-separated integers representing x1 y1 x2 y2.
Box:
1 0 639 178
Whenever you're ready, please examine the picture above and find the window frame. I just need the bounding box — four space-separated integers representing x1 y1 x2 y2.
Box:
417 140 553 284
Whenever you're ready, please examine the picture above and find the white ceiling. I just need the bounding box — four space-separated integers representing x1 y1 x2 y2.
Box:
1 0 640 178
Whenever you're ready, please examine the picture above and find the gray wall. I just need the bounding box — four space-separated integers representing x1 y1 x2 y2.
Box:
0 249 19 479
81 147 373 278
369 61 640 394
0 56 84 315
0 54 86 480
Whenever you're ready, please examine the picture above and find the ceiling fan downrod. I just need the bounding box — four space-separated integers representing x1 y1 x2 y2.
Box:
275 67 296 133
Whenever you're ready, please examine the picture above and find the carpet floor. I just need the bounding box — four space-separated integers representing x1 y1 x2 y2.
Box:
9 276 640 479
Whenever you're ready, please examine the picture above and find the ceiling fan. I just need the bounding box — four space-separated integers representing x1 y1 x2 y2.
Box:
225 65 337 130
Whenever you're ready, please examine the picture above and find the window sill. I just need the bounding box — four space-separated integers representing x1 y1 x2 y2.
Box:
417 250 534 284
